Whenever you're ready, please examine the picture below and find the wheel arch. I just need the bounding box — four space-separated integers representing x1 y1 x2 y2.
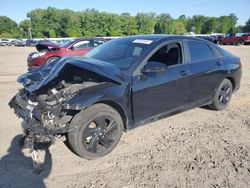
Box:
225 76 235 91
237 39 245 45
94 100 128 130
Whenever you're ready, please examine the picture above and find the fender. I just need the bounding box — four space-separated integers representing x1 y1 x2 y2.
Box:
63 82 133 129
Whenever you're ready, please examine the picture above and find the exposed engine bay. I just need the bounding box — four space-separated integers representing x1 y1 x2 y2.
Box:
9 63 109 149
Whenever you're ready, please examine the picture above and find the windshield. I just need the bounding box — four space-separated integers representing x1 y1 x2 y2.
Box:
59 39 75 48
83 38 154 70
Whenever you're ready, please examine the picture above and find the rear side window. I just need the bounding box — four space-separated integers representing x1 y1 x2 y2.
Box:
187 41 215 62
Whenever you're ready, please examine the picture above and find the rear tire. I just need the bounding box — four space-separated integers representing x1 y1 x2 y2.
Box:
68 104 123 159
208 79 233 110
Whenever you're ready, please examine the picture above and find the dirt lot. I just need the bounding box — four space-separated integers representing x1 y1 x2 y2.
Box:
0 46 249 188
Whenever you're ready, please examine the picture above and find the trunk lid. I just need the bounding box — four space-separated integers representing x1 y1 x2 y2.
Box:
36 41 60 51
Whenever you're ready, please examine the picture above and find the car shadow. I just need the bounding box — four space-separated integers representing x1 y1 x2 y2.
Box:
200 105 215 111
0 135 52 188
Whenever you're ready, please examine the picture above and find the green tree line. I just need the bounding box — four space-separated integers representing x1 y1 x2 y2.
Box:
0 7 249 38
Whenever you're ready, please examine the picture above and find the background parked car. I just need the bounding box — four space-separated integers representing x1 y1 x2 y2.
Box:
218 33 250 45
27 37 105 69
26 39 38 46
0 39 12 46
195 36 218 44
13 39 26 46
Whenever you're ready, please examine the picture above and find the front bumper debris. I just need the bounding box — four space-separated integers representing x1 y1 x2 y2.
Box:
9 91 71 150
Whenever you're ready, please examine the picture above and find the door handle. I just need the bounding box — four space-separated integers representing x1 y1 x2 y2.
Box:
179 70 189 76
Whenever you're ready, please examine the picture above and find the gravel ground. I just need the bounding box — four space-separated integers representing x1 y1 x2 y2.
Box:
0 46 249 188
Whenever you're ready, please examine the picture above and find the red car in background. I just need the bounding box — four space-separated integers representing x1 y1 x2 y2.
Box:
27 38 105 69
218 33 250 45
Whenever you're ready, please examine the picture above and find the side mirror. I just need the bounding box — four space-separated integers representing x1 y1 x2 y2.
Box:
141 61 167 74
70 46 75 50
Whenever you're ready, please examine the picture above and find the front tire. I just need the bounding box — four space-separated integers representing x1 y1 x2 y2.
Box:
45 56 59 64
218 41 223 45
68 104 123 159
209 79 233 110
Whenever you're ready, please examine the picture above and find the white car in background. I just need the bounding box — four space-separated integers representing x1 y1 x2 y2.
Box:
0 39 12 46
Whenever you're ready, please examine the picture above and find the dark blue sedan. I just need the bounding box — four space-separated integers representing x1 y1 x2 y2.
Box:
10 35 242 159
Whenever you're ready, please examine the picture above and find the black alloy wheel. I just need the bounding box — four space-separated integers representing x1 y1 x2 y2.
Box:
68 104 123 159
218 84 231 107
82 116 118 153
209 79 233 110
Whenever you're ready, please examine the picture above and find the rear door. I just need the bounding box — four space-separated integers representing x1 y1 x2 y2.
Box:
184 40 225 105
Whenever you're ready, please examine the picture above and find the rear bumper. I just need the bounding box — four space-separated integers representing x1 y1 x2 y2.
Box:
232 67 242 93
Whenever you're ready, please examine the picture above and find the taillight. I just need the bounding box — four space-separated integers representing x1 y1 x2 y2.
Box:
236 61 242 68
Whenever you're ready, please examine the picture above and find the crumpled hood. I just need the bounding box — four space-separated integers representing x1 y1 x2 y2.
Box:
36 41 60 51
18 57 125 93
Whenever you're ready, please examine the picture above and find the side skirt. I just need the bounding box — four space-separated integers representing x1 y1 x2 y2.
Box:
127 100 212 130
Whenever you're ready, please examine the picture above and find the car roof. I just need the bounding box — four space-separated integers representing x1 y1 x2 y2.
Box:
75 37 105 41
117 34 209 43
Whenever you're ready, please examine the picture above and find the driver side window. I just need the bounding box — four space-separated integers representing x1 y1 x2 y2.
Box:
148 43 182 67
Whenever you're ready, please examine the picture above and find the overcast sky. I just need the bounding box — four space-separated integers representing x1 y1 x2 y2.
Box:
0 0 249 25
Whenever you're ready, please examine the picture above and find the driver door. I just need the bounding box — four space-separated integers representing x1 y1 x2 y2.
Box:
132 42 191 123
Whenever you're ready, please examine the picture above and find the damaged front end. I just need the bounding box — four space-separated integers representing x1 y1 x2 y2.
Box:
9 57 122 150
9 79 100 149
